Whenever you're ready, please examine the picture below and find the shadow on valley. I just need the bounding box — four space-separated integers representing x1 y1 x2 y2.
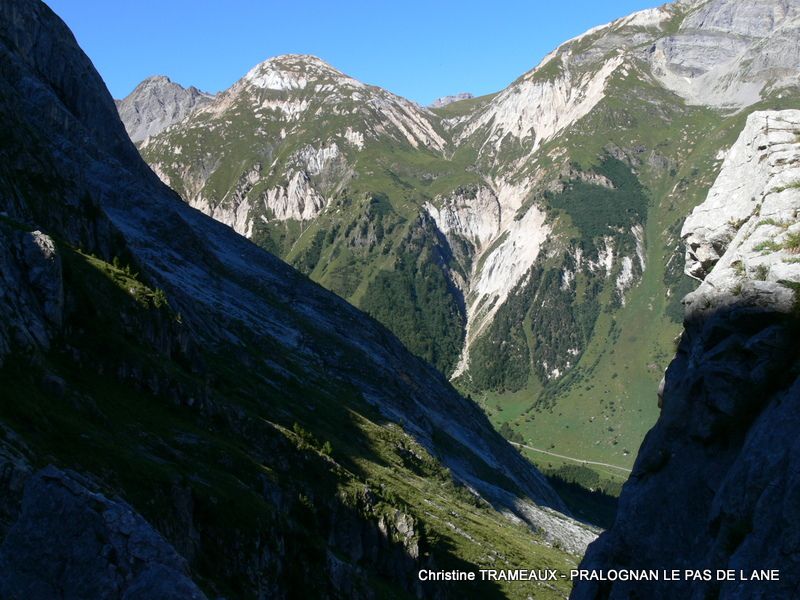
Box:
545 471 619 531
573 297 800 599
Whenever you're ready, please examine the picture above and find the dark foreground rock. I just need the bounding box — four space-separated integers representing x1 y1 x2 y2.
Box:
0 466 206 600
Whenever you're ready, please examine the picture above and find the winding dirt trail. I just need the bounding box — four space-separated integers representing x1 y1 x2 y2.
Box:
510 441 633 473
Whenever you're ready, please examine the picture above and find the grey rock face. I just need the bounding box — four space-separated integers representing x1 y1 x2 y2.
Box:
572 110 800 599
681 110 800 317
429 92 474 108
650 0 800 107
0 466 206 600
116 76 213 143
0 435 32 538
0 0 144 169
22 230 63 327
683 0 798 38
0 228 63 364
573 309 800 599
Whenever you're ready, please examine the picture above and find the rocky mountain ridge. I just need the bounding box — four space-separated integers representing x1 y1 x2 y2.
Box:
430 92 474 108
439 0 800 370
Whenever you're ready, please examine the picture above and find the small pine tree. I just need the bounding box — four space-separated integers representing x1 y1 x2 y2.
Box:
152 288 169 309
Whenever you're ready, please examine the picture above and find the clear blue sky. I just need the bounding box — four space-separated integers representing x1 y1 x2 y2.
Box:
44 0 658 105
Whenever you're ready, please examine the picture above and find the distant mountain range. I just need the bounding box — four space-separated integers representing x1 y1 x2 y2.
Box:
121 0 800 478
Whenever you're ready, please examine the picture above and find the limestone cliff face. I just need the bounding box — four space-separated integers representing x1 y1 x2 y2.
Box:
651 0 800 108
682 110 800 305
573 110 800 599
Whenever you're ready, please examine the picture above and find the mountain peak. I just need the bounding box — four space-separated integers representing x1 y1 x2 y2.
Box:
138 74 173 86
127 74 211 97
269 53 334 67
242 54 363 91
116 74 214 143
429 92 474 108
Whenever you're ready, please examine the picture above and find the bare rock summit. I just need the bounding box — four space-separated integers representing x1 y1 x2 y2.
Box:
115 75 214 143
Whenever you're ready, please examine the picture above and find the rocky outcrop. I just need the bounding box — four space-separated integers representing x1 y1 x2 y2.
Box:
573 109 800 599
682 110 800 305
0 466 207 600
263 170 328 222
424 186 501 250
116 76 213 144
429 93 474 108
0 228 63 364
